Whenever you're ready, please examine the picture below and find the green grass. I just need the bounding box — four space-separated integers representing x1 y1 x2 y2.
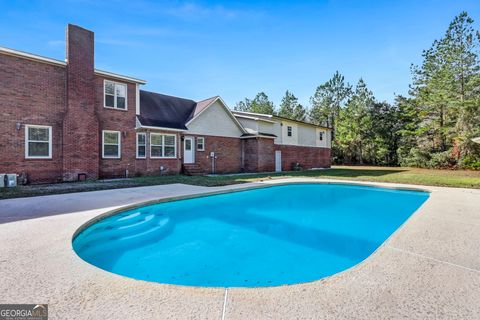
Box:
1 166 479 200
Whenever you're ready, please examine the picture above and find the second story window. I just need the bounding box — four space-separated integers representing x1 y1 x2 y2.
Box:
319 132 324 141
104 80 127 110
287 126 292 137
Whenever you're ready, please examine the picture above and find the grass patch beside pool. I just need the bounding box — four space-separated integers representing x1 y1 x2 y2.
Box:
1 166 479 200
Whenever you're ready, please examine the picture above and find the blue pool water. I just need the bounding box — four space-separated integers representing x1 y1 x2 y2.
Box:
73 183 429 287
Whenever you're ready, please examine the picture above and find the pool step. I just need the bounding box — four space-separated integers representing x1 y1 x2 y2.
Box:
76 217 173 258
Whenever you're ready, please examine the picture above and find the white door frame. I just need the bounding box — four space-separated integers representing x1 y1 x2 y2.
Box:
275 150 282 172
183 136 195 164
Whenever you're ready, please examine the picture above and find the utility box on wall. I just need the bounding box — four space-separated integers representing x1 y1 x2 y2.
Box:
1 174 17 187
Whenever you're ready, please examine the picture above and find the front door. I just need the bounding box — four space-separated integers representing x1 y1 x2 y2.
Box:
183 137 195 164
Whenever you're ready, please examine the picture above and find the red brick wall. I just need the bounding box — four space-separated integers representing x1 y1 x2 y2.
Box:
258 138 275 172
0 54 66 183
96 75 139 178
276 145 331 170
63 24 99 181
186 135 242 174
99 128 182 178
242 138 275 172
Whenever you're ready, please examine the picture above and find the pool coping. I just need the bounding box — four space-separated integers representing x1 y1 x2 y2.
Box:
1 178 479 319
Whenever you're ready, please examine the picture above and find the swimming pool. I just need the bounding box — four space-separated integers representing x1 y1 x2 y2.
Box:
73 183 429 287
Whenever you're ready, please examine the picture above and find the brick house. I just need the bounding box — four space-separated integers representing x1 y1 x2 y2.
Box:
0 24 331 184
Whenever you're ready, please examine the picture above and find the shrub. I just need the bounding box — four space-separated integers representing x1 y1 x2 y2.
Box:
459 156 480 170
426 151 455 168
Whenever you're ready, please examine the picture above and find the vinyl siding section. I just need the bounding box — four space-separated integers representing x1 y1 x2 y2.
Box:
187 101 243 138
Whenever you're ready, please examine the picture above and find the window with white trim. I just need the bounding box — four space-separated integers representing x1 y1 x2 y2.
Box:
102 130 121 158
287 126 292 137
104 80 127 110
136 133 146 158
319 131 324 141
25 125 52 159
150 133 176 158
197 137 205 151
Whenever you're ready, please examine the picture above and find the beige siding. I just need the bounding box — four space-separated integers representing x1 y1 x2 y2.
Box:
187 101 243 138
258 121 275 135
298 125 316 147
316 128 331 148
280 121 299 145
237 118 258 133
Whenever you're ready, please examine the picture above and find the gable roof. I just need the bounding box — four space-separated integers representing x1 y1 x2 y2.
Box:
186 96 246 133
193 96 218 117
138 90 197 130
138 92 247 134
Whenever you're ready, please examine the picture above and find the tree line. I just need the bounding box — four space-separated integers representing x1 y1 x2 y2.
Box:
234 12 480 169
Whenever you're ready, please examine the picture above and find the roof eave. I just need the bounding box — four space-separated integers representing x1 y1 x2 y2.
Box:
136 124 186 132
0 46 146 84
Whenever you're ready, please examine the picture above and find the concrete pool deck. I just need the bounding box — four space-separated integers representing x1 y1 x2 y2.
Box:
0 178 479 319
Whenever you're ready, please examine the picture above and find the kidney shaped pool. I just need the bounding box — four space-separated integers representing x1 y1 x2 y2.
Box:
73 183 429 287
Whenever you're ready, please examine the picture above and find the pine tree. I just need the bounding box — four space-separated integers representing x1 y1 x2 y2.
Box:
278 90 307 121
408 11 480 166
309 71 352 128
235 92 275 114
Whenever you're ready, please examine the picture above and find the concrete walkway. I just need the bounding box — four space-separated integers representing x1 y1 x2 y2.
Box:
0 183 255 224
0 179 479 319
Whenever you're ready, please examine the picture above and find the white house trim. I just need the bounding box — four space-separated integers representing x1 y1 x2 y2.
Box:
233 114 276 124
103 80 128 111
136 124 185 132
101 130 121 159
25 124 52 159
135 84 140 115
232 110 274 118
0 46 146 84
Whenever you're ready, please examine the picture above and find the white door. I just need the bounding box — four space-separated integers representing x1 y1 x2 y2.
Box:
275 150 282 172
183 137 195 164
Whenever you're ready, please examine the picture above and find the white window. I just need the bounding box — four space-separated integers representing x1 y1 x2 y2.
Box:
104 80 127 110
102 130 121 158
319 131 324 141
197 137 205 151
25 125 52 159
136 133 146 158
150 133 177 158
287 126 292 137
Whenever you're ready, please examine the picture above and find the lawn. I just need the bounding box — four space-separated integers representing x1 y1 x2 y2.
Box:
1 166 479 200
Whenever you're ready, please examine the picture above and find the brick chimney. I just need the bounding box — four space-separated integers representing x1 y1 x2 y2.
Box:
62 24 99 181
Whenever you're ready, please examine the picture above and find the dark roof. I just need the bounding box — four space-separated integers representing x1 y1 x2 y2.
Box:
241 132 277 138
138 90 197 130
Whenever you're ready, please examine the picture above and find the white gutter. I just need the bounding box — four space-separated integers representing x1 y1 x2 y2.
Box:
136 124 185 132
234 114 276 124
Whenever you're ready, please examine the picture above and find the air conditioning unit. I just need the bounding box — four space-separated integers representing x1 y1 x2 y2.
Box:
4 174 17 188
0 174 5 188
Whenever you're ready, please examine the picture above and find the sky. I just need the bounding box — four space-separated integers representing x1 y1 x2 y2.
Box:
1 0 479 108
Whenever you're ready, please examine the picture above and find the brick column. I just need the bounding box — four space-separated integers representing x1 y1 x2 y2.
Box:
62 24 99 181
